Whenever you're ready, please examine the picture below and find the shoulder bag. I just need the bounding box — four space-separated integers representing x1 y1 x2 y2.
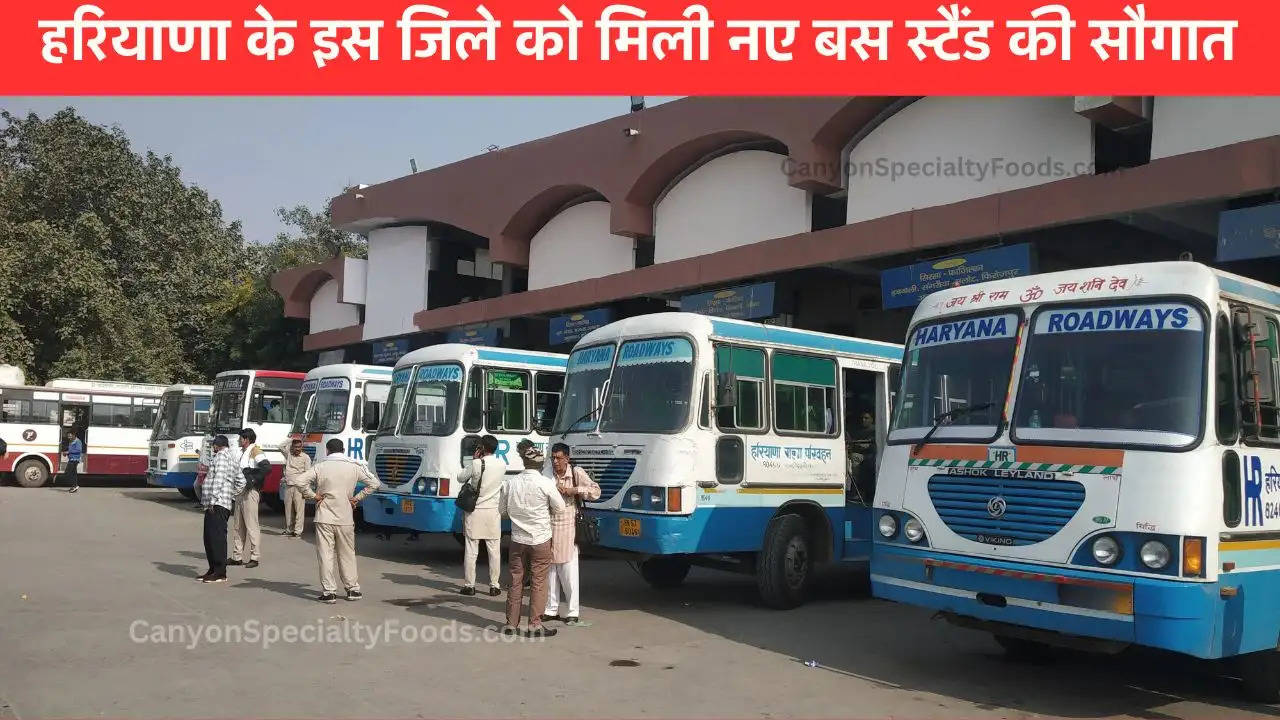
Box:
455 458 484 513
570 463 600 546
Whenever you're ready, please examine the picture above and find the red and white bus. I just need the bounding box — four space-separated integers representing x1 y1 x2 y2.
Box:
1 378 167 487
196 369 305 510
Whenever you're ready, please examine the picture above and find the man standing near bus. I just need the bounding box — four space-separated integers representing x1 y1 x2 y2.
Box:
277 438 311 537
296 438 382 603
200 435 244 583
62 429 83 493
228 428 269 569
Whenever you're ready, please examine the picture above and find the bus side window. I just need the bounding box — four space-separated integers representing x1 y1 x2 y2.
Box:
534 372 564 434
463 368 483 432
351 394 363 432
1217 314 1240 445
714 345 766 432
1237 308 1280 441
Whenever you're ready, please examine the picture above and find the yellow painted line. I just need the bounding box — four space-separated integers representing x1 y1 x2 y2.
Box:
738 487 845 495
1221 539 1280 551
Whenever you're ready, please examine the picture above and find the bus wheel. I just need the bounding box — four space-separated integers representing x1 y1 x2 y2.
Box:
262 494 284 512
178 488 197 501
757 514 811 609
638 557 691 589
993 634 1055 663
1239 649 1280 703
15 459 50 488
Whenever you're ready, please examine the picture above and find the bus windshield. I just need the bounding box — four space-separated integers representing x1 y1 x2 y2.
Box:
891 313 1019 442
152 393 211 441
601 337 696 434
553 344 616 434
1012 302 1206 448
210 377 248 433
399 363 464 436
291 390 315 433
379 369 411 434
305 380 351 433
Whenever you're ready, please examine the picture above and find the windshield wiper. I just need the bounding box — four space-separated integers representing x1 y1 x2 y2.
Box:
558 399 605 439
912 402 996 455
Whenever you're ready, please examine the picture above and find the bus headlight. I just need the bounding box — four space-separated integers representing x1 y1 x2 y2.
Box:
878 514 898 538
627 489 643 509
1140 540 1171 569
1092 536 1121 566
904 517 925 543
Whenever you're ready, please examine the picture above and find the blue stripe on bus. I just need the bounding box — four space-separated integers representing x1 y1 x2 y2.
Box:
1217 275 1280 308
475 349 567 368
709 320 902 361
363 368 394 376
585 505 866 558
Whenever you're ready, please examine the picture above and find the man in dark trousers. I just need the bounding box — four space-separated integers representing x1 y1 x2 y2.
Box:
199 435 245 583
63 429 83 493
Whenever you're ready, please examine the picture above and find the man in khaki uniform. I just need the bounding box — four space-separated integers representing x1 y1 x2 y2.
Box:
297 438 381 603
228 428 270 569
277 438 312 537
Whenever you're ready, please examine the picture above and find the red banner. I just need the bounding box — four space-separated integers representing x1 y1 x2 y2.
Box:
0 0 1272 95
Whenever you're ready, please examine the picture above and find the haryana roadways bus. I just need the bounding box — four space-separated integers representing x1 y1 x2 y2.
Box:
196 369 304 511
870 261 1280 701
1 378 165 487
281 364 392 505
361 344 567 536
146 384 212 499
558 312 902 609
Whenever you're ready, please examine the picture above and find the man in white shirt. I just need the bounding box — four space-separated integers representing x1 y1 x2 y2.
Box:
228 428 269 569
499 445 565 637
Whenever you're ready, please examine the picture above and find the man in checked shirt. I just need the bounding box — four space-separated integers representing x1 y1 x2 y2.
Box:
199 435 246 584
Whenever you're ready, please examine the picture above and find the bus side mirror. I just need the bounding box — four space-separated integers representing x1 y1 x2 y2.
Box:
363 401 380 431
715 373 738 409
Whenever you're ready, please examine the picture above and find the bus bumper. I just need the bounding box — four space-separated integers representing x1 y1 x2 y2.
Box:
148 470 196 489
586 507 781 555
870 545 1245 659
362 493 461 533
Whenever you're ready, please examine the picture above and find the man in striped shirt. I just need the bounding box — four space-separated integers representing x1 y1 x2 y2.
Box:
200 435 245 583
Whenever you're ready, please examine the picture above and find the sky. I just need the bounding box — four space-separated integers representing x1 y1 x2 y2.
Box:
1 97 675 244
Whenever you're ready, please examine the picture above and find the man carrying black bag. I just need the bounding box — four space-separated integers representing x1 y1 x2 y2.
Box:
456 435 505 596
228 428 271 569
542 442 601 627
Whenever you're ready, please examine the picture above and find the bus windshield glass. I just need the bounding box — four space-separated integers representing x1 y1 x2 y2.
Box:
399 363 464 436
305 380 350 433
601 337 696 434
379 368 411 434
1013 302 1206 448
553 345 616 434
891 313 1019 442
152 393 210 441
211 376 248 433
291 390 315 433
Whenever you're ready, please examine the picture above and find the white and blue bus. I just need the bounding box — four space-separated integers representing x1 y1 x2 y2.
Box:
147 384 212 499
871 261 1280 700
558 312 902 608
361 344 567 535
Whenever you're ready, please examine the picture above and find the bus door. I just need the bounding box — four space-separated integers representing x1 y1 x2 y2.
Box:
60 401 89 473
840 364 882 559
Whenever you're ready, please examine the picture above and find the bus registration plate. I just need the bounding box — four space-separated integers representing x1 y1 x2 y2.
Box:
619 518 641 537
401 498 414 513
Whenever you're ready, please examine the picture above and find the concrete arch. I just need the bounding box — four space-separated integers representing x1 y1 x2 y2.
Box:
493 184 611 267
270 256 345 319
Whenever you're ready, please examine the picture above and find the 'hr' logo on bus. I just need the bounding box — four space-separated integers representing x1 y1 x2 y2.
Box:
988 447 1016 463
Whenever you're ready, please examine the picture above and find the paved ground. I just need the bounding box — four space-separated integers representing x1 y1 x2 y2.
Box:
1 482 1278 719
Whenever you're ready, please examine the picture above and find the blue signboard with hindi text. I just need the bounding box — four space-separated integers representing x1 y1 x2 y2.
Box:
681 282 776 320
447 326 499 346
1218 203 1280 262
881 243 1034 310
370 338 409 365
549 308 615 346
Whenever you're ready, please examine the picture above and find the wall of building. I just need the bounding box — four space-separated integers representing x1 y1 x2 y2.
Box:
654 150 810 265
1151 97 1280 160
362 226 433 341
846 97 1094 224
528 201 634 290
340 257 367 304
308 279 360 333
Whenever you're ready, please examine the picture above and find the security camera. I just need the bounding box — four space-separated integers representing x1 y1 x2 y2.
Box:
623 127 640 137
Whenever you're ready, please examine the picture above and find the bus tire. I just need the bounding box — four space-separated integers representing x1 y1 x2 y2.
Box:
15 459 50 488
757 513 811 610
638 557 691 589
262 494 284 512
1240 649 1280 703
993 634 1054 663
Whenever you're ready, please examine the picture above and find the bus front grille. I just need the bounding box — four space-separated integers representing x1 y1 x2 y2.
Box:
572 457 638 502
374 453 422 486
927 475 1086 546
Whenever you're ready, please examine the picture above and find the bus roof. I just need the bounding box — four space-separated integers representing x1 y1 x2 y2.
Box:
303 364 394 382
45 378 167 395
162 384 212 395
393 343 567 372
214 369 307 380
575 312 903 362
909 261 1256 325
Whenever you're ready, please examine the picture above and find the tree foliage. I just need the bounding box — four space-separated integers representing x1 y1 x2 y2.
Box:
0 108 358 384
